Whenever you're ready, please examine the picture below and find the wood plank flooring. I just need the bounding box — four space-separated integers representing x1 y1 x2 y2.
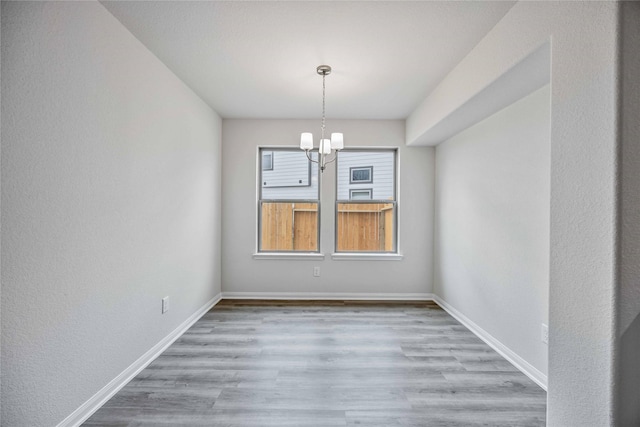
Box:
83 300 546 426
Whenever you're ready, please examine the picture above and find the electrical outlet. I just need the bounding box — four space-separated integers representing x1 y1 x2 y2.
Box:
541 323 548 344
162 296 169 314
313 266 321 277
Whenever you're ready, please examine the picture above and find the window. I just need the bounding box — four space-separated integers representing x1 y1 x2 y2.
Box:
262 152 273 170
258 148 319 252
350 166 373 183
349 189 372 200
336 150 396 253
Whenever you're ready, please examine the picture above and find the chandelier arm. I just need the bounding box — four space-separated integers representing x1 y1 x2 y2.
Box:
304 149 319 164
323 152 339 166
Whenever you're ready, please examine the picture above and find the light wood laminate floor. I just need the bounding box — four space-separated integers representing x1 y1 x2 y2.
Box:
84 300 546 426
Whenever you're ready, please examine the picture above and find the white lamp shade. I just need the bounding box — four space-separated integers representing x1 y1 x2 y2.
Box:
320 139 332 154
300 132 313 150
330 133 344 150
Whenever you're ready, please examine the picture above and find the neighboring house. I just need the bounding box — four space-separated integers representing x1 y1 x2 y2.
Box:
261 150 394 201
261 151 318 200
337 151 394 200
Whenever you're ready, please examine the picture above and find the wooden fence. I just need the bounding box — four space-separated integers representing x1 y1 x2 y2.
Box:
261 202 394 251
261 202 318 251
336 203 394 252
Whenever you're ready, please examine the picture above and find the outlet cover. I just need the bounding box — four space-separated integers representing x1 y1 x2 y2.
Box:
541 323 548 344
313 266 320 277
162 296 169 314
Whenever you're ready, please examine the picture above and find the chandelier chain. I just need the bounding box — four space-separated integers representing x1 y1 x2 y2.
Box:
321 73 326 143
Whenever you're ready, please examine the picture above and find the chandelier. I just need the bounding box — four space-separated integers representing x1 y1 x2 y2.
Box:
300 65 343 172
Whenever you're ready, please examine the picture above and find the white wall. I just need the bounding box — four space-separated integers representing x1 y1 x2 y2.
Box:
434 85 550 381
408 2 623 425
1 2 222 426
222 120 433 296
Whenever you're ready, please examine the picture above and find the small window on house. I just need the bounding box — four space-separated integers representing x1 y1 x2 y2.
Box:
350 166 373 183
336 150 396 253
262 152 273 171
258 148 319 252
350 189 372 200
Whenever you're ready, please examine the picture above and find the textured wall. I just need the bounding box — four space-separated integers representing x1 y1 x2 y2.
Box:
1 2 222 425
222 119 433 296
434 85 550 381
409 2 622 425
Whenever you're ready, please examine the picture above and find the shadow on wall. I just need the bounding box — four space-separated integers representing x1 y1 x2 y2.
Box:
620 312 640 424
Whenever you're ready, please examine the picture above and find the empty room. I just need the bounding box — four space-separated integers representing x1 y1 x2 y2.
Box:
1 1 639 426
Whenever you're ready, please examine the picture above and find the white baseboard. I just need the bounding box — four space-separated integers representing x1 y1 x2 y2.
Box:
57 293 222 427
433 295 548 391
221 291 434 301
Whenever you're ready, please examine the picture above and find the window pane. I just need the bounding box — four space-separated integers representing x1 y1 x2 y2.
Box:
261 151 318 201
350 189 372 200
350 167 372 183
337 151 394 200
261 202 318 251
259 148 320 253
337 150 396 253
336 202 395 252
262 152 273 170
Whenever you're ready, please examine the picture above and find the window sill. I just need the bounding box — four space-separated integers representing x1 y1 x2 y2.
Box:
253 252 326 260
331 253 403 261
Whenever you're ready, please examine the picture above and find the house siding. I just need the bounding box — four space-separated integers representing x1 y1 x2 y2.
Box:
261 151 319 200
337 151 395 200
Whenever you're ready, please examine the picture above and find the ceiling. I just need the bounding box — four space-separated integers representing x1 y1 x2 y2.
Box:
101 1 515 120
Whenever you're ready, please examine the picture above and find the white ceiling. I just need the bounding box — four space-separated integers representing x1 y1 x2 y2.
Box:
101 1 515 120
